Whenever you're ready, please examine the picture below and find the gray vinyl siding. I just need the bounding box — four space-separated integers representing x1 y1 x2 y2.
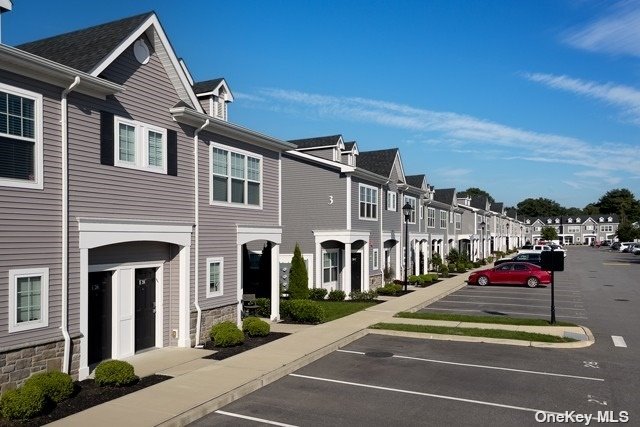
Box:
300 148 335 162
0 70 63 350
66 40 195 336
197 133 281 311
281 155 347 254
351 177 381 273
404 190 422 233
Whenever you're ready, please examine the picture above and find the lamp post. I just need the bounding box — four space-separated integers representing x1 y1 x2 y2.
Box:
402 202 414 292
506 223 510 250
479 221 486 260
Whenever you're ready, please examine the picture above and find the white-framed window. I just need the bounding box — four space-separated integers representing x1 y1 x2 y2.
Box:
210 143 262 207
440 210 447 228
404 196 416 223
372 248 379 270
206 257 223 297
585 224 595 231
8 268 49 333
322 250 339 286
534 226 542 231
455 213 461 230
420 205 424 220
0 83 43 189
600 225 613 232
568 218 573 223
386 191 397 211
359 184 378 220
427 207 435 228
114 116 167 173
568 226 580 233
608 217 613 222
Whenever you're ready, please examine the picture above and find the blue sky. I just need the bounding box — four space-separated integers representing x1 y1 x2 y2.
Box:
4 0 640 208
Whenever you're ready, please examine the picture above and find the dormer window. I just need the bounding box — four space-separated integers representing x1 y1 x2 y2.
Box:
599 217 604 222
576 217 581 222
608 217 612 222
555 218 560 224
526 219 530 224
214 87 228 121
547 219 552 224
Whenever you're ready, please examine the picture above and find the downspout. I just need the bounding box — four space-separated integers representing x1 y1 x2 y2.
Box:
193 119 209 347
61 76 81 373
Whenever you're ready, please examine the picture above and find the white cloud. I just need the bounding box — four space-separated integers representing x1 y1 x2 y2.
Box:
434 167 472 178
252 87 640 177
563 0 640 57
523 72 640 124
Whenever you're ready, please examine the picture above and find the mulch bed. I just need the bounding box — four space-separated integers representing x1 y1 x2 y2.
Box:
202 332 289 360
0 375 170 427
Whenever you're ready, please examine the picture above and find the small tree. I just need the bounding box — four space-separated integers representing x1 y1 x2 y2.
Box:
288 243 309 299
431 253 443 272
541 226 558 242
445 248 460 265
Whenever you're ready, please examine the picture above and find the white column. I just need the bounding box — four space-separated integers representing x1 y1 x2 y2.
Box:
78 248 89 380
178 244 191 348
270 243 280 321
395 242 401 280
343 243 352 295
363 241 370 291
315 242 322 288
412 240 419 275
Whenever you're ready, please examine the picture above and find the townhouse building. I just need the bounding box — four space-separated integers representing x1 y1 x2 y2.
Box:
431 188 463 260
0 11 292 390
523 215 619 245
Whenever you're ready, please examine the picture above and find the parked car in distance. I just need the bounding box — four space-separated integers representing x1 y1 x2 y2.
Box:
517 244 551 256
467 262 551 288
619 242 636 252
549 244 567 257
494 252 542 267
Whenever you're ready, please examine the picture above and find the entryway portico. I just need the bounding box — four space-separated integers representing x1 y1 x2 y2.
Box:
313 230 370 295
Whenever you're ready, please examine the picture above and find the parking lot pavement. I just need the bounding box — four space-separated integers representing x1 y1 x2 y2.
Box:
190 335 617 427
420 282 587 321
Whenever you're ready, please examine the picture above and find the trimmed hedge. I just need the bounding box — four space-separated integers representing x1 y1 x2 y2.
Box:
327 290 346 301
210 321 245 347
281 299 325 324
0 384 46 420
242 316 270 337
376 283 403 296
308 288 328 300
349 290 377 301
94 360 138 387
439 265 450 278
24 371 74 404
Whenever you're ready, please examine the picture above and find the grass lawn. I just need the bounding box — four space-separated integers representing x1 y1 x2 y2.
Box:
317 301 378 322
370 323 577 343
395 311 577 327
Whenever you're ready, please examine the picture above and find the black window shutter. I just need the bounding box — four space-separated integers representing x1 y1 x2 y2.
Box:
100 111 114 166
167 129 178 176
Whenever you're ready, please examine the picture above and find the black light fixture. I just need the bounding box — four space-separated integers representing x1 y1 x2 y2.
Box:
402 202 414 292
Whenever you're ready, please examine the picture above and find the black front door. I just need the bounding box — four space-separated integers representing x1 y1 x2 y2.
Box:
351 253 361 292
135 268 156 352
88 271 112 365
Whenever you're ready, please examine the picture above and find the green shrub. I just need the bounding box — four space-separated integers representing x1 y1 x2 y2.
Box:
94 360 138 387
480 258 487 265
327 290 346 301
486 256 495 263
466 262 474 269
349 290 377 301
376 283 403 296
408 275 420 285
24 371 74 404
419 274 433 286
210 321 245 347
431 253 443 271
439 265 450 278
242 316 270 337
456 263 466 273
280 299 325 324
308 288 328 300
445 248 460 265
288 244 309 299
0 384 46 420
254 298 271 317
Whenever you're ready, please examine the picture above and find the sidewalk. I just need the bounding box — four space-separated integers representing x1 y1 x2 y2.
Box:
50 274 593 426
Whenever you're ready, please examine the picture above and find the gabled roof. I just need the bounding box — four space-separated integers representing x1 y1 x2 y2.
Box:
405 174 426 190
343 141 356 151
470 195 490 211
506 207 518 219
357 148 402 179
434 188 456 205
289 135 343 149
490 202 504 214
17 12 202 112
192 78 234 101
18 12 152 73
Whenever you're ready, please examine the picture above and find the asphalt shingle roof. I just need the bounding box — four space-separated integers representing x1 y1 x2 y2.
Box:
405 174 425 189
357 148 399 177
434 188 456 205
289 135 342 149
470 195 489 210
17 12 153 73
343 141 356 151
490 202 504 213
192 78 224 95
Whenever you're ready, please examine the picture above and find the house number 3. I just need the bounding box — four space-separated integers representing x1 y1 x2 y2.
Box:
328 196 334 205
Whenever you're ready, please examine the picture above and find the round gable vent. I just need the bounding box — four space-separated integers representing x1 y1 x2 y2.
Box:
133 39 150 65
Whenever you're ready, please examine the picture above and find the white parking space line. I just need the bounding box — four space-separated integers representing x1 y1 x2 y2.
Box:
424 307 588 319
215 410 299 427
433 300 585 310
289 373 563 415
444 295 580 303
336 350 604 381
612 336 628 348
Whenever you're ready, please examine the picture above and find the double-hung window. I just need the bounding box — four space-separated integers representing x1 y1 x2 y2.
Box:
211 143 262 207
372 248 379 270
455 213 461 230
386 191 397 211
440 211 447 228
206 257 223 297
323 250 339 287
0 84 43 189
427 207 435 228
8 268 49 333
404 196 416 223
359 184 378 220
114 117 167 173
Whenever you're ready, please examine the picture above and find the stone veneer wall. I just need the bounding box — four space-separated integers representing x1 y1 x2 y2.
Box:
369 273 384 290
0 337 81 393
190 303 237 345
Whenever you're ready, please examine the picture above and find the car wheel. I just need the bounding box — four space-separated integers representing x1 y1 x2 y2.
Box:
526 277 539 288
477 275 489 286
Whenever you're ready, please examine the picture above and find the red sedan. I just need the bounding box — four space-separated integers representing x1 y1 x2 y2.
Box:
468 262 551 288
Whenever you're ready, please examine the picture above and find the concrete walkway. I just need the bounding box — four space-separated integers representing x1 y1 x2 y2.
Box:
50 274 593 426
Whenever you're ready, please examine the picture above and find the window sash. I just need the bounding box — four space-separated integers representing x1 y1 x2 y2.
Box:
387 191 397 211
372 249 379 270
323 252 338 283
118 123 136 164
359 185 378 219
114 118 166 173
440 211 447 228
209 262 221 294
211 145 262 206
147 130 164 168
16 275 42 323
427 208 435 227
404 196 416 223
